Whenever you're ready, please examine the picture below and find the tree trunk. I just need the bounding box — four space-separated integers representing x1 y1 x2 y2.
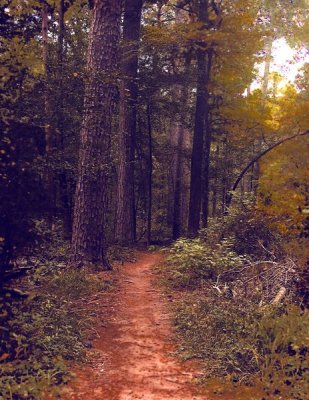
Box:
168 97 191 240
56 0 72 238
115 0 143 245
180 126 191 232
71 0 121 268
41 3 56 222
171 120 184 239
201 48 213 228
211 144 219 217
188 0 208 236
146 104 153 246
167 3 191 240
262 38 272 98
221 136 228 214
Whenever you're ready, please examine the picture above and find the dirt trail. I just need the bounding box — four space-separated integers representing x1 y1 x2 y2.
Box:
63 252 207 400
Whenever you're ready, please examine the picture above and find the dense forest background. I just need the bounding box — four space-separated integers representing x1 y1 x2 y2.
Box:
0 0 308 399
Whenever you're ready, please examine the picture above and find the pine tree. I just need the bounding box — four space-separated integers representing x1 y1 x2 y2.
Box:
187 0 209 236
115 0 143 245
71 0 121 267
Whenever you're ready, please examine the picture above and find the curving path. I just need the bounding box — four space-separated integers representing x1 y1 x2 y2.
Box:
62 252 207 400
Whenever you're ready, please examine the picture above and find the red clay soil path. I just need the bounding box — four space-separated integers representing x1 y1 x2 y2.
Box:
63 252 207 400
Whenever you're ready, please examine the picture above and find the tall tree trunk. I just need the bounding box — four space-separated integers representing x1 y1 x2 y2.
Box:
212 180 217 217
188 0 208 236
262 38 272 98
211 144 219 217
180 127 191 232
201 48 213 228
56 0 72 238
146 104 153 246
41 3 56 223
221 136 228 214
115 0 143 244
171 120 184 239
168 3 191 240
71 0 121 268
56 0 64 129
168 118 179 225
168 97 191 240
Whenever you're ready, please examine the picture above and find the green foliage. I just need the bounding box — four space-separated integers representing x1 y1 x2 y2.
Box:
165 211 308 398
147 245 162 252
206 193 284 260
0 266 106 399
0 355 66 400
0 295 69 399
44 269 105 301
0 0 307 397
224 214 282 260
174 296 308 398
255 306 309 400
107 245 136 264
174 296 261 381
166 237 247 288
33 219 71 261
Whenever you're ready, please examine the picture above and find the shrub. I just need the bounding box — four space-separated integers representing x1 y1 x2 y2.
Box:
107 245 135 264
0 293 70 399
204 193 284 260
166 237 247 289
174 297 308 398
44 268 105 301
0 267 106 399
165 211 307 399
0 355 67 400
174 296 261 382
255 306 309 400
223 212 283 260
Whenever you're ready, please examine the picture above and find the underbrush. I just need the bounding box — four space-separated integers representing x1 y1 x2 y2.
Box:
0 223 112 400
164 208 308 399
165 237 247 289
107 245 136 264
175 296 261 378
175 295 308 399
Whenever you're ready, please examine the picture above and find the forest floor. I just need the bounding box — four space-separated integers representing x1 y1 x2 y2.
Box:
60 251 208 400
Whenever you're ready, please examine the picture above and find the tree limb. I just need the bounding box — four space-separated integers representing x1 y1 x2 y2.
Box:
226 130 309 207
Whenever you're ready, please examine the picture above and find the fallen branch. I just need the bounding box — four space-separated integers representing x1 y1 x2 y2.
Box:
1 287 29 298
271 286 286 305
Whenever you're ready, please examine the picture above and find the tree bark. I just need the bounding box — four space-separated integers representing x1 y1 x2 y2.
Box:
41 2 56 222
168 3 191 240
71 0 121 268
168 96 191 240
188 0 208 236
211 144 219 217
56 0 72 238
221 136 228 214
201 48 213 228
146 104 153 246
115 0 143 245
262 38 272 98
170 119 184 239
